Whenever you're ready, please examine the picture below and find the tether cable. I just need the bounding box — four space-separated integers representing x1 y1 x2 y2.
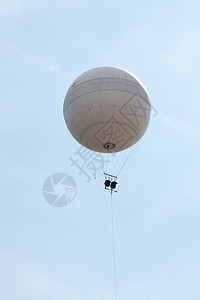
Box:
110 191 117 300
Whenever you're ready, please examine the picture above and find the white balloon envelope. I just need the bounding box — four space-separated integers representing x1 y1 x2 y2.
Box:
63 66 151 153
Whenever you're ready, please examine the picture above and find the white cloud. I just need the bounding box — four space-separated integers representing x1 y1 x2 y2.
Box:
0 0 53 16
0 0 26 14
160 28 200 75
0 40 72 77
0 0 93 17
157 112 200 137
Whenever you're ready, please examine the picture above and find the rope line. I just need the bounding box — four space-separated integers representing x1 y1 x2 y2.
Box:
116 145 137 177
110 191 117 300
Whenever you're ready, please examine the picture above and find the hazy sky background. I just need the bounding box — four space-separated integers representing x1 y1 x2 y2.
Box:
1 0 200 299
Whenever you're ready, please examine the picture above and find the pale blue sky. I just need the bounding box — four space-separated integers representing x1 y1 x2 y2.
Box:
0 1 200 299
